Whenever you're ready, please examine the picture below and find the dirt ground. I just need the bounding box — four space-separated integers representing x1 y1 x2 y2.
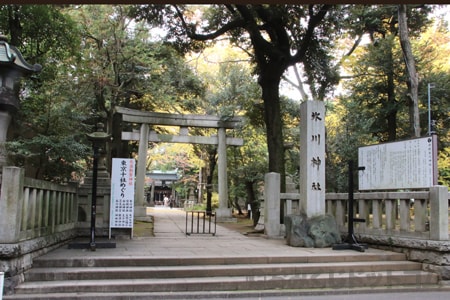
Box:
133 212 260 237
133 219 154 237
212 213 264 236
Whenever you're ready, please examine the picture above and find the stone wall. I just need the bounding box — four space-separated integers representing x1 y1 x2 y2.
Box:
359 234 450 280
0 230 76 294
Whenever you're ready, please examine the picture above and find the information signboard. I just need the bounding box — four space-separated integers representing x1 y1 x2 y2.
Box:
358 136 436 190
110 158 135 234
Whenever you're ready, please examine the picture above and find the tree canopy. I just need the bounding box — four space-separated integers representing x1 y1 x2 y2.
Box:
131 4 347 191
1 3 449 192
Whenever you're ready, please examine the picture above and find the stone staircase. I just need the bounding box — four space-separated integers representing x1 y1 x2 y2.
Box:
4 251 442 299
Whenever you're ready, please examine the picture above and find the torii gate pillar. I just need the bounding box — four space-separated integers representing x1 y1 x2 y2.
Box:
215 127 232 219
135 123 149 217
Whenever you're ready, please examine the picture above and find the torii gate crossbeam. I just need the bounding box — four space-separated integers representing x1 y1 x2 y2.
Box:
115 107 243 220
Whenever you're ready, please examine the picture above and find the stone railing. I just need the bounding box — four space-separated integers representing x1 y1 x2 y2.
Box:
279 186 450 280
0 166 78 294
0 167 78 244
281 187 449 241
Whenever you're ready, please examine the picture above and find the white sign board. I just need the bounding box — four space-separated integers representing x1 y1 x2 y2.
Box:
358 137 435 190
110 158 135 230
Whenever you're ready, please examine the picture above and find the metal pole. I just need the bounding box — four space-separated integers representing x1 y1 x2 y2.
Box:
90 143 99 251
428 83 435 136
347 160 354 238
0 271 4 300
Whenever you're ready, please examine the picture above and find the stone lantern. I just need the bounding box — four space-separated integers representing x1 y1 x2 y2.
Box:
86 123 111 251
0 34 42 169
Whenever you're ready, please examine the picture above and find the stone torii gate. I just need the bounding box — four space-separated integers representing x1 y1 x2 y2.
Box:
115 107 243 221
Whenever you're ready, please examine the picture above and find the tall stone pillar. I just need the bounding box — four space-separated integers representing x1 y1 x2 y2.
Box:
135 123 149 216
300 101 326 217
216 126 232 220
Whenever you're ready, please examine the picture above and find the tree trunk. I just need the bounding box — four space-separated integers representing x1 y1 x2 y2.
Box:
244 180 256 208
259 70 286 192
244 180 259 226
387 68 398 142
206 147 217 214
386 38 398 142
7 5 22 46
398 4 420 138
233 196 243 215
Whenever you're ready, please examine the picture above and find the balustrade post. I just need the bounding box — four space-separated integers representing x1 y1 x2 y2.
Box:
414 199 427 232
0 167 24 243
335 200 345 227
372 199 382 229
399 198 411 231
429 186 449 240
264 172 281 237
385 200 396 230
358 199 368 231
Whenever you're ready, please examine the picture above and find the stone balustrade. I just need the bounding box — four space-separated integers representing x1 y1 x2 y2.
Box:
326 189 449 241
0 167 78 244
0 166 78 293
282 188 449 241
279 184 450 279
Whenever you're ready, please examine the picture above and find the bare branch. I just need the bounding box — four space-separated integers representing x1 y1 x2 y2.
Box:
293 4 331 63
281 65 308 101
343 35 363 58
173 4 245 41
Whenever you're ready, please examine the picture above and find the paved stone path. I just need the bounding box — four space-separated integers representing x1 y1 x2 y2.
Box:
43 206 390 260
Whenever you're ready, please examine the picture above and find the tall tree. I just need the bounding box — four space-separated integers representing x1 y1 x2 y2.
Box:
185 40 265 214
398 4 420 137
132 4 343 190
415 18 450 185
327 5 438 191
337 5 431 141
68 5 204 170
0 4 89 181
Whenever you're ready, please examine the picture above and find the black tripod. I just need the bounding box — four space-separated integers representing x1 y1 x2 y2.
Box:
333 160 368 252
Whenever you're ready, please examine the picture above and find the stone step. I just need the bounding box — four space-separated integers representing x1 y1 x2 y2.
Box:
12 270 439 295
5 285 449 300
25 261 423 281
6 250 441 299
32 252 408 268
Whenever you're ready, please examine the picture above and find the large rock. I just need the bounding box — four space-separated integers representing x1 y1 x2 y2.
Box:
285 213 311 247
285 214 341 248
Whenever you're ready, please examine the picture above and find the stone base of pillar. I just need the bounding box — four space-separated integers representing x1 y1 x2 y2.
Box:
134 206 148 217
215 207 234 222
264 221 281 238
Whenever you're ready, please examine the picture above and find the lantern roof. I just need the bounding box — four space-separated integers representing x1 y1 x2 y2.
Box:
0 34 42 73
